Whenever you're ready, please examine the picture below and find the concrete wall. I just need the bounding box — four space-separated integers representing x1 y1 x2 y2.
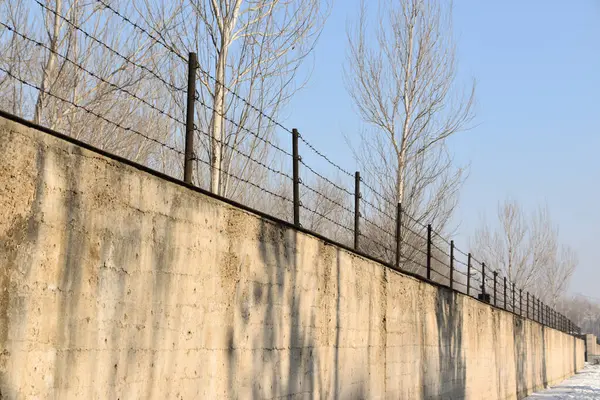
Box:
585 334 600 363
0 114 585 399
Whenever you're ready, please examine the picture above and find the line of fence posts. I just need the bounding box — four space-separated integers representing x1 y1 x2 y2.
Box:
176 53 583 337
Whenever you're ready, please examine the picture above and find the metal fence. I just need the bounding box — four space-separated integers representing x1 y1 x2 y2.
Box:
0 1 580 336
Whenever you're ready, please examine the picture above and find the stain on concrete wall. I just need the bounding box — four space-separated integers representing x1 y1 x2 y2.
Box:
0 115 586 399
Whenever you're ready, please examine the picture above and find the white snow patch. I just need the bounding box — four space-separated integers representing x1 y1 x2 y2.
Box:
525 363 600 399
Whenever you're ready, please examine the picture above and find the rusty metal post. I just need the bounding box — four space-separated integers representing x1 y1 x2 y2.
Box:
426 224 432 280
450 240 455 290
292 129 300 226
354 172 360 250
184 52 198 184
467 253 472 296
395 203 402 270
493 271 497 306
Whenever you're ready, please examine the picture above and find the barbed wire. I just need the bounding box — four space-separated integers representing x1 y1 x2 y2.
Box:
4 1 577 333
358 232 395 255
34 0 184 93
362 216 395 239
401 239 428 258
194 92 293 158
431 241 450 258
454 246 470 259
94 0 296 139
299 181 354 216
192 154 292 204
0 21 185 129
302 205 354 234
300 159 353 196
0 66 182 154
361 195 396 221
194 129 292 182
297 134 354 178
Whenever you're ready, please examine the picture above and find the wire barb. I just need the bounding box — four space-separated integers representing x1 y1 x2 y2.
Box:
0 66 182 154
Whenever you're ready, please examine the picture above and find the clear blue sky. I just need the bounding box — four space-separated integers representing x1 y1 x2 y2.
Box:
282 0 600 298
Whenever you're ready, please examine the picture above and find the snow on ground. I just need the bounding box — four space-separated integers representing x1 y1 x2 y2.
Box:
525 363 600 399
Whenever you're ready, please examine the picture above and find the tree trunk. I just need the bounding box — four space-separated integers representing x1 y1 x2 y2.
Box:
34 0 62 125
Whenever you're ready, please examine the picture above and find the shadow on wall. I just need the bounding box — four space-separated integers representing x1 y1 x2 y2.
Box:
223 219 369 398
225 219 320 398
423 287 467 399
514 316 528 398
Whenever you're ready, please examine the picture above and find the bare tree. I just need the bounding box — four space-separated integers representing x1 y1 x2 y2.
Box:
139 0 329 197
0 0 180 171
344 0 474 268
472 199 578 305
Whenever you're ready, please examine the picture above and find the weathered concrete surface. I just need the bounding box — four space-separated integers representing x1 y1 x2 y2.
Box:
0 115 585 399
585 334 600 363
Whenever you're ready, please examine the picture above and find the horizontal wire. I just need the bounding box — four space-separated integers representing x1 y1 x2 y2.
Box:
431 269 449 280
400 222 427 241
430 254 448 268
454 246 470 258
358 232 395 254
194 94 292 157
302 205 354 233
432 230 451 246
300 159 353 196
362 216 395 238
192 154 292 203
431 241 450 258
0 66 181 154
297 133 353 178
34 0 183 93
194 129 292 182
0 21 184 127
401 239 428 257
361 195 396 221
95 0 296 140
300 182 354 215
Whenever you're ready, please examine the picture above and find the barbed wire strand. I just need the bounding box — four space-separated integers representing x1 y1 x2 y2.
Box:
300 159 353 196
0 66 182 154
194 129 293 182
302 205 354 234
192 154 292 204
34 0 184 93
0 21 185 128
94 0 298 139
362 216 395 238
299 182 354 215
194 94 293 157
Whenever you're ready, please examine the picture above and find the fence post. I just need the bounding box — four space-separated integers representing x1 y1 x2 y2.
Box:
450 240 454 290
353 171 360 250
503 276 507 310
519 289 523 316
467 253 472 296
527 292 530 319
292 129 300 227
493 271 497 306
426 224 432 280
512 282 516 313
184 52 198 184
395 203 402 270
481 262 486 296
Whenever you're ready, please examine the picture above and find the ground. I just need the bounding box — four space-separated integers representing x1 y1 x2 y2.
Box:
525 363 600 399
